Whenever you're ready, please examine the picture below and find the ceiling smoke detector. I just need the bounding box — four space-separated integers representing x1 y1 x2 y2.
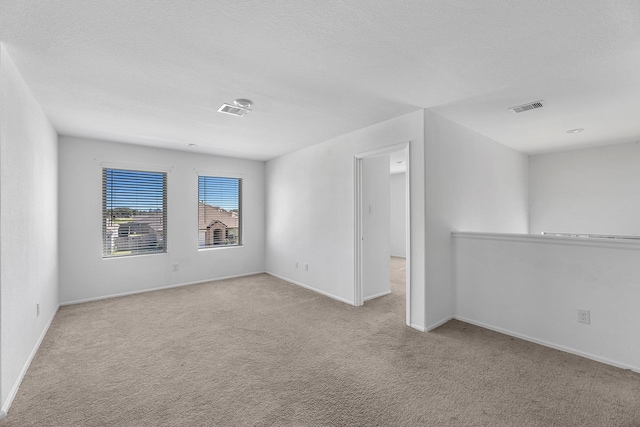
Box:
509 100 544 113
234 99 253 109
217 99 253 117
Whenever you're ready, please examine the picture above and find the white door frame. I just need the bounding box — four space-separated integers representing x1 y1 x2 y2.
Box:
354 141 411 326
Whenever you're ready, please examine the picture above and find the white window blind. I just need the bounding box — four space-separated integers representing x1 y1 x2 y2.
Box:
103 168 167 257
198 176 242 248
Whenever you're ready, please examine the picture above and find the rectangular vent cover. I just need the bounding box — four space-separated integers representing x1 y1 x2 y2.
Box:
509 100 544 113
218 104 248 117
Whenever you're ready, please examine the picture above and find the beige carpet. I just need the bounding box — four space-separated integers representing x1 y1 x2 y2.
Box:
389 256 406 297
3 261 640 426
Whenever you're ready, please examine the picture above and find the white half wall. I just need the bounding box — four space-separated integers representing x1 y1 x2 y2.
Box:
454 232 640 373
390 172 406 258
423 110 529 330
0 45 59 413
529 140 640 235
265 110 426 328
58 136 265 304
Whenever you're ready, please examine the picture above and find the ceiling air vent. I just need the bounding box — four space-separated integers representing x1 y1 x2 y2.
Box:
509 100 544 113
217 99 253 117
218 104 248 117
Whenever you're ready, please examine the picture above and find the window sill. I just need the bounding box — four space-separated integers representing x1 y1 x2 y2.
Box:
102 252 169 260
198 245 244 252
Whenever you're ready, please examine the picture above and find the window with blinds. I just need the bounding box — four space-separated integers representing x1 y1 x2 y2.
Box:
103 168 167 257
198 176 242 248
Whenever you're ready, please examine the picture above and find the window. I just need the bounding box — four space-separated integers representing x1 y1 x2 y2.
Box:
198 176 242 248
103 168 167 257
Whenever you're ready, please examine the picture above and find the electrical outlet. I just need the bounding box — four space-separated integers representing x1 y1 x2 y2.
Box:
304 263 309 271
172 263 179 272
37 303 40 317
578 309 590 324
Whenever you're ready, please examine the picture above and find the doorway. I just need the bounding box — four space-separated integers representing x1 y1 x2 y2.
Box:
354 142 411 326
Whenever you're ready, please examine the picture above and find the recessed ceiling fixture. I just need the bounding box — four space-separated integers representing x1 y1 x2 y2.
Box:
217 98 254 117
509 100 544 113
566 128 584 134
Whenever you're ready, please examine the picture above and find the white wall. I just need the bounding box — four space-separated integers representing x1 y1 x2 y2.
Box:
530 140 640 235
454 232 640 373
265 110 426 329
0 45 59 414
389 172 406 258
58 136 265 303
423 110 529 329
362 155 390 300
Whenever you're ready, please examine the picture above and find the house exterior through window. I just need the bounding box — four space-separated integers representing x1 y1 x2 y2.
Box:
198 176 242 248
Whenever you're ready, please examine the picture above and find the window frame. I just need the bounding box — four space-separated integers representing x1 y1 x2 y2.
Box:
102 167 168 258
197 174 243 250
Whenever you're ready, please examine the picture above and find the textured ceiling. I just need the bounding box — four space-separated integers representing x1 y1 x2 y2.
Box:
1 1 639 160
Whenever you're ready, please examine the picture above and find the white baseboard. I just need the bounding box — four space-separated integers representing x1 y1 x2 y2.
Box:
425 316 454 332
266 272 354 305
410 323 426 332
60 271 265 306
2 305 60 415
454 315 640 374
363 290 391 301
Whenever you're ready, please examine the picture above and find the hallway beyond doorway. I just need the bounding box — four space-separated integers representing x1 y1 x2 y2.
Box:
390 256 406 298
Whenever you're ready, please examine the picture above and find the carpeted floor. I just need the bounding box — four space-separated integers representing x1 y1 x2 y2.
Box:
389 255 406 297
2 258 640 426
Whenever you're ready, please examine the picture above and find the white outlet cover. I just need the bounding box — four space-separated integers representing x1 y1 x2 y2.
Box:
578 309 590 324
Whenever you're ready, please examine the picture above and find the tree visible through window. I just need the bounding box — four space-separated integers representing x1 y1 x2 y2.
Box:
198 176 242 248
103 168 167 257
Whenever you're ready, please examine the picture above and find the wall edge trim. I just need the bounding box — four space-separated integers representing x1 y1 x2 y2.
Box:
410 323 426 332
454 315 640 374
60 271 265 306
363 290 391 301
452 231 640 251
2 305 60 415
425 316 453 332
266 272 354 305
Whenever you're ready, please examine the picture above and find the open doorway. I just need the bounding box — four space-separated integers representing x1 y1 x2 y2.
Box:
389 150 408 310
354 142 411 326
